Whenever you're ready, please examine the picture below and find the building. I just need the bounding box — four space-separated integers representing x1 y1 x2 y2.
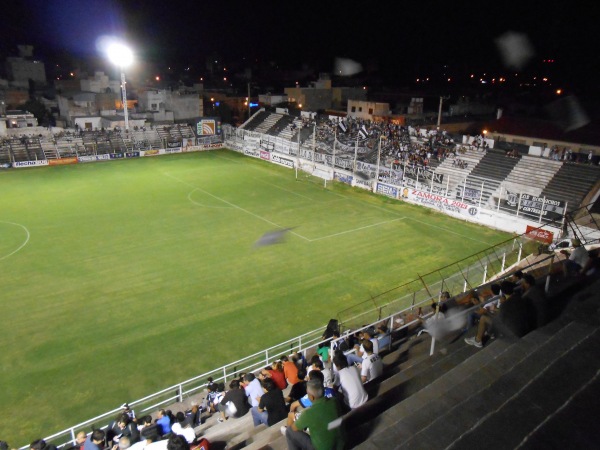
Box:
5 45 46 89
347 100 390 120
284 74 366 111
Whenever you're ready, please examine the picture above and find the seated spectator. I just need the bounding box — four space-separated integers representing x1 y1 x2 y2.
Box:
307 358 333 387
83 430 105 450
332 354 368 410
218 379 250 422
170 412 195 444
251 378 288 427
561 239 589 276
205 382 224 415
113 436 130 450
155 409 172 437
166 435 188 450
260 361 288 391
128 426 160 450
465 280 535 348
242 372 263 409
346 330 379 366
63 431 87 450
281 355 300 385
283 379 345 450
136 417 160 444
521 274 548 328
185 401 202 428
360 340 383 383
111 415 139 445
31 440 57 450
316 342 330 367
286 368 307 404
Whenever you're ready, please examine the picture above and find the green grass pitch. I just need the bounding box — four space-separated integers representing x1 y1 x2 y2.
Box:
0 149 510 444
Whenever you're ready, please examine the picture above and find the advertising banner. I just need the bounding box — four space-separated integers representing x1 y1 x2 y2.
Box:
403 188 479 218
260 150 270 161
503 192 565 221
244 148 261 159
334 172 353 185
125 151 140 158
78 154 111 163
271 153 294 169
13 160 49 168
525 225 554 244
109 153 124 159
142 149 161 157
376 183 398 199
49 157 78 166
165 147 182 154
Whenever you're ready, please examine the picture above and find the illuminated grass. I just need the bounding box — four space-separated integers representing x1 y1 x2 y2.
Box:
0 150 510 445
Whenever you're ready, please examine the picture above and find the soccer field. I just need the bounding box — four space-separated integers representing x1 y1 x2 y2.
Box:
0 150 510 444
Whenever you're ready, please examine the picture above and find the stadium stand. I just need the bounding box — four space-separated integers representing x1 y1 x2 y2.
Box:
0 140 11 164
242 111 271 131
131 128 163 150
541 163 600 210
7 138 32 162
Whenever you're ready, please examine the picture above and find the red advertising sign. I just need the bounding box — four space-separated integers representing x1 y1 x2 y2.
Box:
525 225 554 244
49 157 78 166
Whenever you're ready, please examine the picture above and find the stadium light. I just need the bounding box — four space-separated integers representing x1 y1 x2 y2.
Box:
107 42 133 131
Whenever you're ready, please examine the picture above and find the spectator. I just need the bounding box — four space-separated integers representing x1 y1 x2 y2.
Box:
284 379 345 450
308 358 332 387
137 416 160 442
185 401 202 428
127 426 160 450
521 274 548 328
31 440 57 450
166 435 188 450
155 409 171 437
243 372 264 408
286 368 307 404
260 361 288 391
251 378 288 427
561 239 589 276
171 412 195 444
218 379 250 422
281 355 300 385
83 430 105 450
360 340 383 383
316 343 330 367
332 354 368 410
115 415 140 445
114 437 130 450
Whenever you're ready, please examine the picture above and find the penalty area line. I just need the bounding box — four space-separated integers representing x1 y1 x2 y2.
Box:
308 217 407 242
164 172 310 242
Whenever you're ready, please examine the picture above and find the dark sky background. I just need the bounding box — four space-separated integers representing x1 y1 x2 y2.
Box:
0 0 597 90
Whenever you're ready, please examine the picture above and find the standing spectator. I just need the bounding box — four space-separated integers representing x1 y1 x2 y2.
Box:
561 239 589 276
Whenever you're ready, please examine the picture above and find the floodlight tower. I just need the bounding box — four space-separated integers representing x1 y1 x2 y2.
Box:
107 43 133 131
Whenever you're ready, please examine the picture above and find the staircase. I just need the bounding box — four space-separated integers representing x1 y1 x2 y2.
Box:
492 155 563 198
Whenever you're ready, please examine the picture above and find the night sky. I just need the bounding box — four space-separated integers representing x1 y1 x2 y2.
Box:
0 0 597 91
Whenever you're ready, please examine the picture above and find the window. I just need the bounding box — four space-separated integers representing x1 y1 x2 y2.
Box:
351 106 356 112
368 108 373 114
359 107 363 112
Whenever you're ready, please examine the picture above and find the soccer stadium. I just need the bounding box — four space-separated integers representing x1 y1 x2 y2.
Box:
2 107 600 450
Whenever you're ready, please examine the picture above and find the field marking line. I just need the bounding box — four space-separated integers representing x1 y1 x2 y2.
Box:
0 221 31 261
252 178 315 201
405 217 490 244
308 217 407 242
164 172 311 241
187 189 234 209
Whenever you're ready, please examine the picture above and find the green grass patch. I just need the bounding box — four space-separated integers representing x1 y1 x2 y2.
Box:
0 150 510 445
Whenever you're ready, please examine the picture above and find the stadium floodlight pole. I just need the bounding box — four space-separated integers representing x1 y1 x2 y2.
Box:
312 123 316 163
332 129 336 169
107 42 134 132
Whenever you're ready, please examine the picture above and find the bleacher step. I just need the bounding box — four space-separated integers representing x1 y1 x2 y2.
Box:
389 321 597 450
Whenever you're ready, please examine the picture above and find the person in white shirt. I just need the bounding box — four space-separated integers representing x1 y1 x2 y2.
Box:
170 412 195 444
360 339 383 383
332 354 368 409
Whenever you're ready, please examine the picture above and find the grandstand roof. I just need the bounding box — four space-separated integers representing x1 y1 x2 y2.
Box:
481 117 600 147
